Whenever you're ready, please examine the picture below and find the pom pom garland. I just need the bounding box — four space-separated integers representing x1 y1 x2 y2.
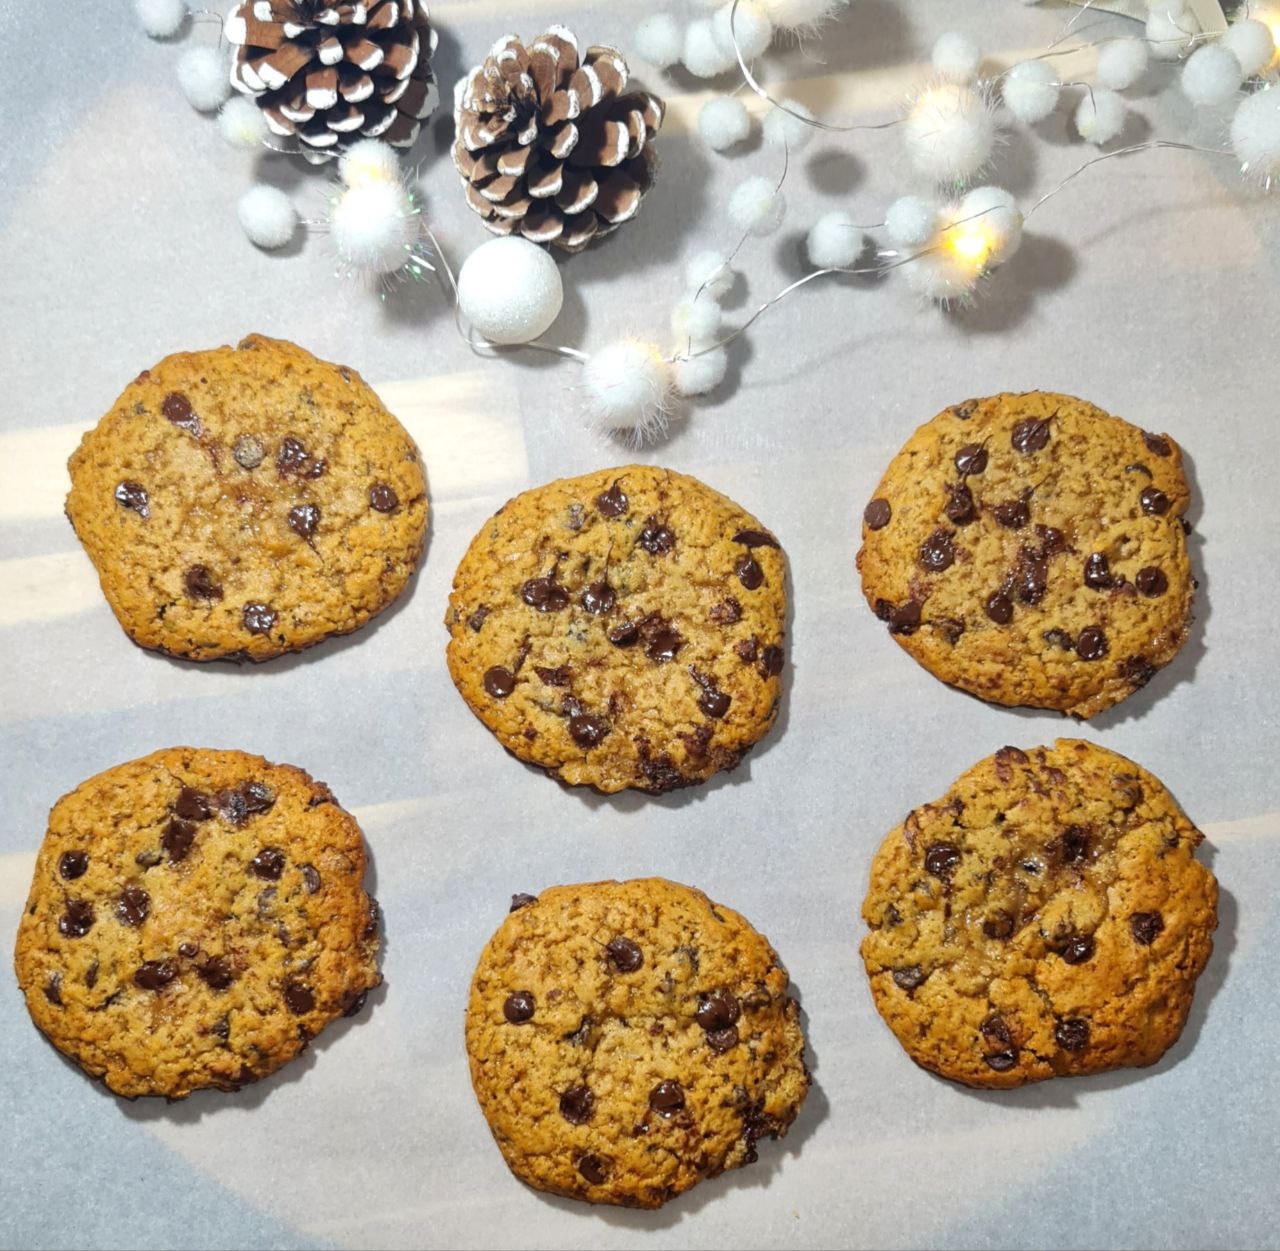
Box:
1222 20 1276 79
806 211 865 268
728 176 787 236
714 2 775 61
760 0 846 33
635 13 684 68
955 186 1023 265
1146 6 1198 62
932 32 981 84
237 185 297 250
683 19 736 77
581 341 674 441
762 100 816 152
328 181 420 276
134 0 186 38
686 251 737 300
904 81 999 185
1002 60 1060 124
673 346 729 398
338 140 402 190
885 195 940 248
1096 38 1151 91
671 297 723 344
904 246 982 304
176 46 231 113
1231 86 1280 186
1181 44 1244 108
457 237 564 346
1075 88 1126 146
217 96 268 150
699 96 752 151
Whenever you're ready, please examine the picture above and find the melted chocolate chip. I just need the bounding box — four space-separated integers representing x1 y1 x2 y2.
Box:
649 1080 685 1116
944 483 976 524
1122 656 1159 689
559 1085 595 1125
569 713 607 748
1083 552 1112 589
467 606 489 633
1043 628 1074 651
1075 626 1108 661
864 498 891 530
919 529 956 573
178 942 199 958
733 528 780 549
641 616 684 663
893 966 926 991
1036 525 1067 556
696 989 741 1031
503 990 536 1024
251 848 285 880
581 581 615 615
58 851 88 880
995 745 1029 766
1136 566 1168 597
300 865 321 894
760 644 785 676
1059 825 1090 863
1061 934 1096 964
276 436 312 477
162 818 195 863
735 554 764 590
577 1154 609 1185
707 1026 740 1052
1130 911 1164 945
342 990 368 1018
888 600 922 635
984 1050 1018 1072
232 436 264 469
924 842 962 883
595 482 629 517
954 443 989 475
510 893 537 911
521 576 569 612
534 664 571 687
735 637 759 663
699 684 731 718
115 886 150 927
44 973 63 1006
242 602 277 635
606 936 643 972
952 400 978 420
709 597 742 625
936 617 966 645
58 900 94 938
364 898 380 940
638 520 676 555
982 1015 1013 1047
985 591 1014 625
368 482 399 513
607 620 639 647
135 959 178 990
983 910 1015 940
1011 417 1051 454
992 499 1030 530
1139 485 1170 516
162 392 200 435
1013 548 1048 605
283 981 315 1014
174 787 212 821
182 565 224 603
1143 432 1172 457
198 957 234 991
483 666 515 699
114 481 150 518
287 503 320 540
1055 1018 1090 1052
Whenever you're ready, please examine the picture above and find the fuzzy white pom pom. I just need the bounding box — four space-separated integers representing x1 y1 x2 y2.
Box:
762 100 816 152
956 186 1023 264
1181 43 1244 107
885 195 939 248
1074 87 1126 145
1223 20 1276 78
683 18 735 77
237 185 297 250
904 248 981 303
635 13 684 68
673 346 728 397
217 96 268 149
904 82 998 184
582 341 674 439
671 296 723 344
1232 87 1280 184
932 32 981 84
806 211 864 268
685 250 736 299
728 176 786 236
457 237 563 346
1097 38 1151 91
177 47 231 113
329 181 419 274
134 0 186 38
1147 6 1198 62
761 0 845 34
714 2 774 60
699 96 751 151
338 139 401 189
1002 60 1060 124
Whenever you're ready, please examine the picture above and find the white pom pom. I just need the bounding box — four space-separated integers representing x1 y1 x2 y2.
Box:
956 186 1023 264
635 13 684 68
582 341 674 440
1232 87 1280 185
1074 87 1126 145
699 96 751 151
1222 20 1276 78
134 0 186 38
685 250 736 300
762 100 816 152
1147 6 1198 62
904 82 998 184
904 248 981 303
339 139 401 189
761 0 845 34
1181 44 1244 107
683 18 735 77
728 176 786 236
1097 38 1151 91
932 32 981 84
671 296 723 344
237 185 297 250
329 181 420 275
1002 60 1060 124
457 237 564 346
806 211 865 268
177 47 231 113
713 2 774 60
885 195 939 248
217 96 268 149
673 346 729 397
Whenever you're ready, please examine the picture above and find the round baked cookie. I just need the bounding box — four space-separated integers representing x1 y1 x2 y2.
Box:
66 335 428 661
444 466 787 793
465 879 810 1208
856 392 1194 717
860 739 1218 1089
14 748 381 1099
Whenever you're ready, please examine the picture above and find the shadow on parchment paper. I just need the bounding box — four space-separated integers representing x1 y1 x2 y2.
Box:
949 232 1078 337
533 981 829 1231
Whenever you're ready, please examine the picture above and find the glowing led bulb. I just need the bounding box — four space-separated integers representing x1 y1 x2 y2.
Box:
946 224 992 268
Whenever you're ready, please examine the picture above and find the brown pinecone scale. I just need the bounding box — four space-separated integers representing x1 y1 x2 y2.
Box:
453 27 665 253
226 0 439 163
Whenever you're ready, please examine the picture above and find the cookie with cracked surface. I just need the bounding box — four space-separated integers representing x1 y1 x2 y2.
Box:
860 739 1218 1089
856 392 1194 717
66 335 428 661
13 748 380 1099
465 879 810 1208
445 466 787 793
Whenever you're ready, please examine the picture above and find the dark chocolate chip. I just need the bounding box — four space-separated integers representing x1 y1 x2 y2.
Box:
595 482 629 517
944 483 976 524
503 990 536 1024
509 893 537 911
1130 911 1164 945
581 581 615 614
242 602 277 635
134 959 178 990
991 499 1030 530
893 966 925 991
467 606 489 633
735 554 764 590
952 400 978 420
162 392 200 435
735 637 759 663
936 617 966 644
982 1015 1013 1047
283 981 314 1014
864 498 891 530
559 1085 595 1125
232 436 264 469
706 1026 739 1052
1036 525 1067 556
251 848 285 880
114 481 150 518
368 482 399 513
924 842 962 883
569 713 607 748
642 618 684 663
888 600 922 635
984 1050 1018 1072
276 436 311 476
1013 548 1048 605
209 1016 229 1039
534 664 572 687
919 529 956 573
733 528 780 549
1059 825 1090 863
954 443 988 475
521 576 569 612
1055 1018 1090 1051
709 597 742 625
301 864 322 894
983 910 1015 940
1083 553 1112 589
638 520 675 555
607 621 638 647
483 666 515 698
1061 934 1095 964
1142 432 1172 457
162 818 196 863
1121 655 1158 689
995 745 1029 765
760 644 785 676
174 787 212 821
606 936 643 973
115 886 150 927
985 592 1014 625
85 961 98 989
1139 485 1170 516
1136 566 1168 597
649 1080 686 1116
184 565 224 601
696 988 741 1031
287 503 320 540
198 957 234 991
577 1154 609 1185
240 782 274 816
1011 417 1051 454
363 897 380 940
178 942 199 958
1075 627 1108 661
699 685 731 718
44 973 63 1005
1044 628 1074 651
58 851 88 880
58 900 94 938
342 990 368 1018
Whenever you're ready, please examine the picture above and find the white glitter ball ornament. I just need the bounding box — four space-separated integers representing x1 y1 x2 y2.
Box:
713 2 774 60
728 176 786 235
932 32 981 84
806 211 865 268
904 82 998 184
762 100 816 152
1232 87 1280 184
177 46 231 112
684 18 736 77
237 185 297 250
699 96 752 151
1181 44 1244 107
885 195 939 248
134 0 186 38
1222 20 1276 78
1002 60 1060 124
635 13 684 68
1097 38 1151 91
217 96 268 149
338 139 402 190
457 237 564 346
1075 88 1126 145
685 251 736 299
329 181 420 275
582 341 674 439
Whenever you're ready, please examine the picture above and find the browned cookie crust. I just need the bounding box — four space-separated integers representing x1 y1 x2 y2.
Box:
444 466 787 794
14 748 381 1099
860 740 1218 1089
465 879 810 1208
857 392 1194 717
66 335 428 662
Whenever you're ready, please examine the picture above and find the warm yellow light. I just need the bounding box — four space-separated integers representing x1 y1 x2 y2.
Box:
945 225 992 269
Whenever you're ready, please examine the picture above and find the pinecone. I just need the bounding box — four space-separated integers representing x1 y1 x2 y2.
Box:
453 28 665 254
226 1 439 164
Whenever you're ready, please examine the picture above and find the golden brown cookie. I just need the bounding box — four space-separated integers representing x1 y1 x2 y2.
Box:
66 335 428 661
857 392 1194 717
444 466 787 793
860 739 1218 1089
14 748 381 1099
465 879 810 1208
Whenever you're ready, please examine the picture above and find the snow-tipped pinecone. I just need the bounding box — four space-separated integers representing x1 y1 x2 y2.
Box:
226 0 439 164
453 27 665 254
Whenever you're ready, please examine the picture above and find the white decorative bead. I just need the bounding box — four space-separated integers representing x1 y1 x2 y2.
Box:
237 185 297 250
457 237 564 346
1096 38 1151 91
329 181 419 275
698 96 752 151
885 195 939 248
904 82 998 184
806 211 865 268
177 46 232 112
728 176 786 236
713 1 774 61
685 251 736 300
762 100 816 152
1222 20 1276 78
1002 60 1060 124
1232 86 1280 184
217 96 268 149
683 18 735 78
932 32 981 84
635 13 684 69
1075 88 1126 146
1181 44 1244 108
581 341 674 440
134 0 186 38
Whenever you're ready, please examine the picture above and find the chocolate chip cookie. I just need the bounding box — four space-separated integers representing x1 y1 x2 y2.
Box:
465 879 810 1208
14 748 381 1099
857 392 1194 717
860 739 1218 1089
445 466 787 793
66 335 428 661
